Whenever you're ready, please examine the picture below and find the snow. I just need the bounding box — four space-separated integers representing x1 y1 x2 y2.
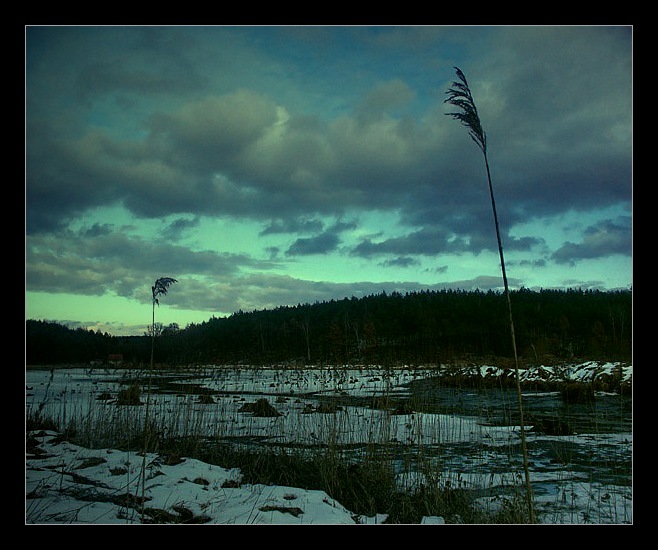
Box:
27 432 371 524
26 362 632 524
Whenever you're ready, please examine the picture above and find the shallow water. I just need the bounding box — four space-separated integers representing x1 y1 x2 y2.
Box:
25 365 633 523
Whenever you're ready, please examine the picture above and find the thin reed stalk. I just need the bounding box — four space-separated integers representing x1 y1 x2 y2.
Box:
141 276 177 522
445 67 535 523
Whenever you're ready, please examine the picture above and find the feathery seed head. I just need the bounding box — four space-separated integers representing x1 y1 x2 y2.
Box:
152 277 178 306
445 67 487 154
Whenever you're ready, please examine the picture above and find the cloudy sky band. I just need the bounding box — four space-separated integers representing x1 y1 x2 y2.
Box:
25 26 632 335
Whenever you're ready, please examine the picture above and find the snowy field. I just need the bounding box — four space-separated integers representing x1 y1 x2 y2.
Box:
26 362 632 524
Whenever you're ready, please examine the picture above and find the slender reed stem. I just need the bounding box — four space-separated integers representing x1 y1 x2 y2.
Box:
141 276 177 523
445 67 535 523
140 298 155 522
483 150 534 524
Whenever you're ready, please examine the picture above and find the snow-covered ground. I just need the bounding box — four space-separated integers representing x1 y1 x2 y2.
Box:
26 362 632 524
26 431 386 524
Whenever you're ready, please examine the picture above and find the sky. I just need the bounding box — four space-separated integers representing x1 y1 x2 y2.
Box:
26 362 632 524
25 26 633 336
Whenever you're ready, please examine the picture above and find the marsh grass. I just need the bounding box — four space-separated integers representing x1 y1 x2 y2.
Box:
25 366 532 524
27 364 631 524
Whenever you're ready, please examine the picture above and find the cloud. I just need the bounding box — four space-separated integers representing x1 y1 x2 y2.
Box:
25 220 524 318
25 229 276 301
286 232 340 256
149 91 280 168
265 246 280 259
426 265 449 275
351 226 474 258
470 27 632 216
355 79 416 124
27 31 631 248
284 219 358 256
259 218 325 236
514 258 547 268
558 278 609 291
160 216 201 241
551 217 632 265
349 220 548 260
77 56 205 100
381 256 420 268
183 273 525 315
81 223 114 238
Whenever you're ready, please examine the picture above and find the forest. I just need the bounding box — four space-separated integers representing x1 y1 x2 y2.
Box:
25 288 632 367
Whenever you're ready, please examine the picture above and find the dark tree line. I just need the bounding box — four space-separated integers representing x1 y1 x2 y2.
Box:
26 288 632 367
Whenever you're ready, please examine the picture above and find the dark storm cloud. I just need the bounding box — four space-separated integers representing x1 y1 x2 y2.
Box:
27 26 631 241
160 216 201 241
351 226 469 258
28 26 208 103
286 232 340 256
26 27 214 234
27 67 449 235
26 127 116 233
381 256 420 268
514 258 547 268
284 219 357 256
470 26 632 217
350 221 543 259
26 125 207 233
551 217 632 265
260 218 325 236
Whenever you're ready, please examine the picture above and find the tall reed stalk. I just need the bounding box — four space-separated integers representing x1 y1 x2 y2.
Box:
444 67 535 523
141 276 177 521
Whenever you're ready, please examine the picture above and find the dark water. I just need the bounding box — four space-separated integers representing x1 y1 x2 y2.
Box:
400 379 633 496
405 378 632 435
303 378 632 493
